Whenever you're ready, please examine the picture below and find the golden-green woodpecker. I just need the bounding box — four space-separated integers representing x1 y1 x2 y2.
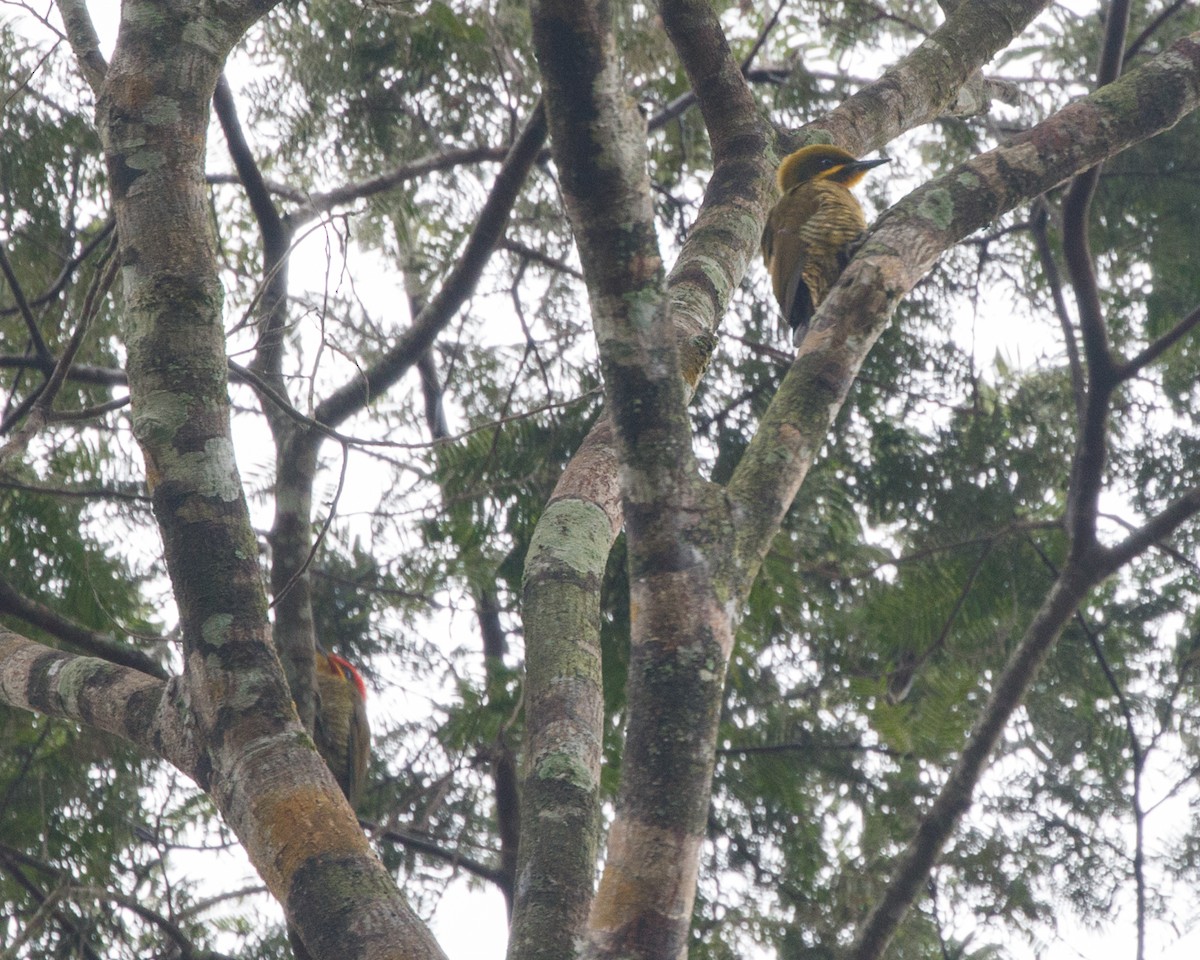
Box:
761 145 889 345
314 648 370 808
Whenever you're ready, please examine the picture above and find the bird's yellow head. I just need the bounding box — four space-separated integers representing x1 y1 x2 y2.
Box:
321 650 368 700
776 145 890 193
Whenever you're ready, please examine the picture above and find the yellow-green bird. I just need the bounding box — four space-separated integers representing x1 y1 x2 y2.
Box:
762 145 889 345
314 647 370 808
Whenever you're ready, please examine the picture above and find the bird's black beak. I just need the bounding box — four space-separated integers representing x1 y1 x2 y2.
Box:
849 156 890 173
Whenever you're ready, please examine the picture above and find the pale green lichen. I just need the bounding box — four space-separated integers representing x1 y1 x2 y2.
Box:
201 613 233 647
917 188 955 230
53 657 96 710
536 752 596 792
143 97 182 126
123 148 166 173
177 437 241 501
624 288 661 333
182 17 232 56
801 130 836 147
131 390 190 446
122 4 168 30
525 500 612 580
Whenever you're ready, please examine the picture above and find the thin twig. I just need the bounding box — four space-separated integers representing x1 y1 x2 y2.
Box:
268 440 349 609
0 242 52 361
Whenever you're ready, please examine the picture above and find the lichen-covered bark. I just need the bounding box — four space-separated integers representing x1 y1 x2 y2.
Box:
727 31 1200 584
656 0 774 384
98 0 282 789
513 1 1060 960
0 630 191 768
511 483 611 960
77 3 449 959
805 0 1051 154
529 0 747 955
513 1 1061 957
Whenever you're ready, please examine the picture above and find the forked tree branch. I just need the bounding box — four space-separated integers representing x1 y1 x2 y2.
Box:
314 103 547 430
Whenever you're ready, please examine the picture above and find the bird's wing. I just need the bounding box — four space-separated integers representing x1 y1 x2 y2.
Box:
765 187 824 333
348 699 370 809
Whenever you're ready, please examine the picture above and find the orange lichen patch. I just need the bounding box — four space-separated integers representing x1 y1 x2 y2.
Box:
256 783 372 892
628 251 663 285
630 572 728 654
589 818 701 933
120 73 157 110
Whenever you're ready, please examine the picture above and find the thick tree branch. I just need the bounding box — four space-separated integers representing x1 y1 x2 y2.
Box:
1060 0 1130 555
727 30 1200 582
0 629 189 768
657 0 776 382
795 0 1052 154
529 1 751 958
53 0 107 94
514 2 1063 955
520 7 681 960
78 4 450 959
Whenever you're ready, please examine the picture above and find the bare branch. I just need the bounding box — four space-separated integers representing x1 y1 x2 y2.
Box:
1100 482 1200 576
0 242 116 455
1060 0 1132 553
290 145 512 228
0 242 53 362
1116 301 1200 379
1126 0 1189 60
0 573 168 679
643 0 785 135
314 102 547 429
0 219 114 319
1030 198 1085 420
0 357 126 385
364 820 507 888
498 239 583 279
848 567 1093 960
